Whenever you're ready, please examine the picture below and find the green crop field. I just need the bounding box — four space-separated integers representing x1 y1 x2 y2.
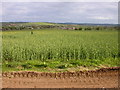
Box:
1 29 119 72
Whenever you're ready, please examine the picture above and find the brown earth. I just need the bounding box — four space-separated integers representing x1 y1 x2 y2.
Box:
2 67 120 88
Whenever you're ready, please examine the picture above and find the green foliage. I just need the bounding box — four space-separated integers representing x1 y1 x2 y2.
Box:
2 29 119 71
30 31 33 35
56 64 68 69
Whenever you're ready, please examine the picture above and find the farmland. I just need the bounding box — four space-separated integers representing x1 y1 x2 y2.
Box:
1 2 119 88
1 25 119 72
1 22 119 88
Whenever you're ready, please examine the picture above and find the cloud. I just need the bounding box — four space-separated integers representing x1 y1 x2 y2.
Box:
2 2 118 24
89 16 113 20
2 0 120 2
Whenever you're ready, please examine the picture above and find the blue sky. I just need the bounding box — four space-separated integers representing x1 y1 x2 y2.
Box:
2 2 118 24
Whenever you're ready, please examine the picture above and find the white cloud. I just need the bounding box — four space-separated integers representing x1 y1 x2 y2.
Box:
2 0 120 2
89 16 113 20
0 3 2 15
2 2 118 24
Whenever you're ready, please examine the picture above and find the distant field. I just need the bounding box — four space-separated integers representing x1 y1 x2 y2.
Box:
23 22 58 26
2 29 119 72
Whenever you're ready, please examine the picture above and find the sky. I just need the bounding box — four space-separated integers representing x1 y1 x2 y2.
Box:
1 1 118 24
2 0 120 2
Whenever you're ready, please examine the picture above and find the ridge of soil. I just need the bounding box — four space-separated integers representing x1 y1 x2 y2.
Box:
2 67 120 88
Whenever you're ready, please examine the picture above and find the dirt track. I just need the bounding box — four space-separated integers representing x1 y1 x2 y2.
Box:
2 67 120 88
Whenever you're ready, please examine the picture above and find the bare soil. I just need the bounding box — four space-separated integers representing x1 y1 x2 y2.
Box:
2 67 120 88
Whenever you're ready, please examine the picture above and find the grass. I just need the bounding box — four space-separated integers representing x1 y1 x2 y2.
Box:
1 29 119 72
2 58 119 72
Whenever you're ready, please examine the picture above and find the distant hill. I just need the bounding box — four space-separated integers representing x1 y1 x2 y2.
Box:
2 22 58 26
2 22 118 27
58 23 118 26
23 22 58 26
